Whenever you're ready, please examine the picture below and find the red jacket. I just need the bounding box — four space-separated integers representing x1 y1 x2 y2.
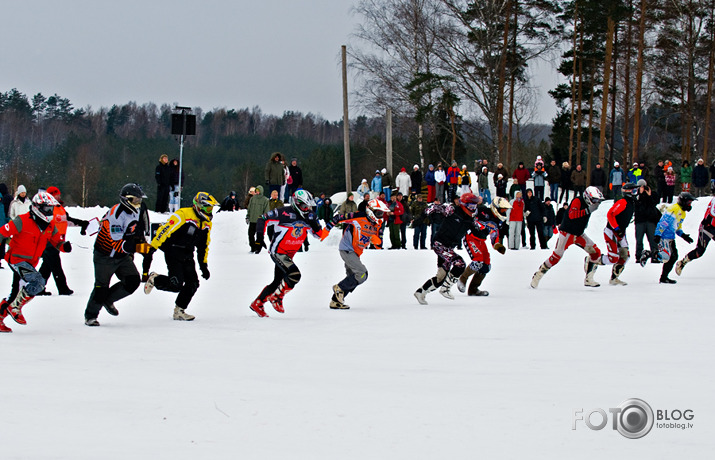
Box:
0 214 65 267
509 198 525 222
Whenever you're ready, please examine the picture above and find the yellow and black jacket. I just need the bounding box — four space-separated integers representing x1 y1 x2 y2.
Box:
151 207 211 264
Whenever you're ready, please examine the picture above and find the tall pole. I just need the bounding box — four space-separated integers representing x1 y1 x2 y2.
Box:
178 110 186 208
386 107 393 175
342 45 352 193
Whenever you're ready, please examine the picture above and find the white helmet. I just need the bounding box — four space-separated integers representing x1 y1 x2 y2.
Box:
583 186 604 208
366 198 390 223
490 196 512 222
31 191 60 224
291 189 316 218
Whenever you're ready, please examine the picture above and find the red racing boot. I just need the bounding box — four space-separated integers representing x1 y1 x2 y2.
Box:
0 304 12 333
249 298 268 318
266 281 292 314
7 289 32 325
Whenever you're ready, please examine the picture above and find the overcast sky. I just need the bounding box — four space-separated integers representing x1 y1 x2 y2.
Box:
1 0 559 123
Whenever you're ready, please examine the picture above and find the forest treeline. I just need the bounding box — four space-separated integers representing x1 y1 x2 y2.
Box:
0 88 548 207
350 0 715 181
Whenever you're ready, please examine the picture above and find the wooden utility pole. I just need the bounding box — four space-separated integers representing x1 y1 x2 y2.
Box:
342 45 352 192
632 0 647 162
703 0 715 163
598 16 616 170
386 107 393 175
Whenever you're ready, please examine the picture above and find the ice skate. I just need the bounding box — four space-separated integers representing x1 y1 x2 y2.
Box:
144 272 158 294
468 289 489 296
173 306 195 321
413 289 428 305
609 278 627 286
659 277 677 284
249 298 269 318
85 318 100 327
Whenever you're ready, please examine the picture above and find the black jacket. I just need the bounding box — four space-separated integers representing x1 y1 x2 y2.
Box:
590 168 607 187
219 194 239 212
524 194 545 224
693 165 709 187
288 165 303 188
155 162 170 187
427 204 483 248
634 189 661 224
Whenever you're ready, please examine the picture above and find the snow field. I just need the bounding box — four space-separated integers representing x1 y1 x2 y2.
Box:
1 199 713 459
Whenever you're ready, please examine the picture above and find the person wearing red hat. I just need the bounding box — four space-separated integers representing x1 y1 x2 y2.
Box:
36 186 89 296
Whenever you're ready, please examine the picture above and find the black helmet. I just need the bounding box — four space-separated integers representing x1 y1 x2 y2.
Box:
622 182 638 198
677 192 696 211
120 183 147 210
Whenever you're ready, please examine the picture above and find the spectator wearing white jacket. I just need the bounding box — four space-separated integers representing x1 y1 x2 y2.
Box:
395 167 412 196
8 185 31 220
434 164 447 203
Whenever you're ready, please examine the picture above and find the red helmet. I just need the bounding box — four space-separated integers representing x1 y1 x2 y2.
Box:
459 193 481 215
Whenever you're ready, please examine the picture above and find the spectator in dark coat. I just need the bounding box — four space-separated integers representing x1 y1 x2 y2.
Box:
493 163 510 186
654 160 666 201
555 201 569 229
410 165 423 197
424 164 436 202
409 194 429 249
570 164 587 198
634 179 661 262
154 154 170 212
495 174 508 198
219 191 240 212
524 189 548 250
317 198 333 226
692 158 710 197
590 163 607 195
287 158 303 198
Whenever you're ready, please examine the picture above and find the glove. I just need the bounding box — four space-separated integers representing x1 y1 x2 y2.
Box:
141 272 149 282
199 263 210 280
542 217 547 223
62 241 72 253
654 235 661 245
135 242 152 254
266 180 270 185
494 242 506 255
525 211 531 217
80 221 89 236
613 226 625 238
681 233 693 244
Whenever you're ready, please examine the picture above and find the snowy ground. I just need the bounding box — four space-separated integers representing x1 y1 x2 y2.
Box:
2 199 713 459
